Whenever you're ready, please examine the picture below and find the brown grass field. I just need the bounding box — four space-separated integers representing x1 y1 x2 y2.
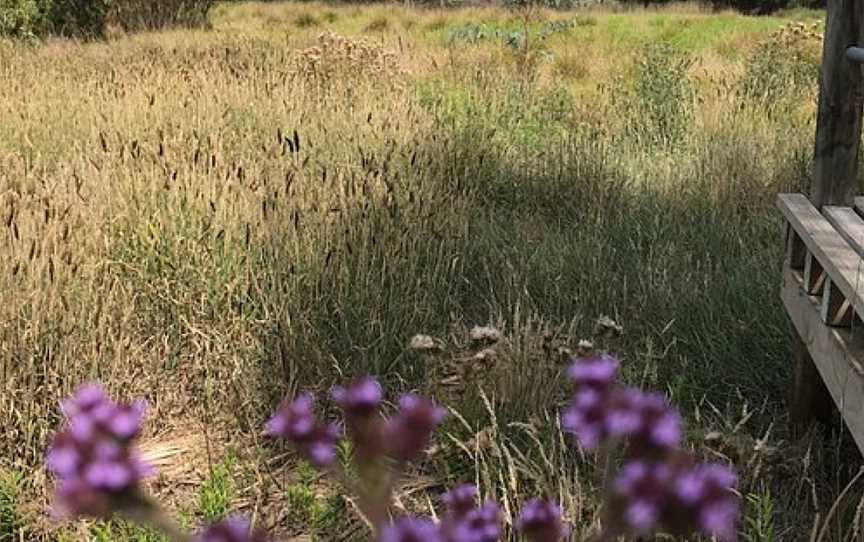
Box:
1 2 861 540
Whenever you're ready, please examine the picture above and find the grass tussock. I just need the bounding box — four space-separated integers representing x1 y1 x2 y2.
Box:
1 2 861 540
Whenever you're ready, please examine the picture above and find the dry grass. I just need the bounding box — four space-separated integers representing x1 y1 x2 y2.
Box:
2 2 861 540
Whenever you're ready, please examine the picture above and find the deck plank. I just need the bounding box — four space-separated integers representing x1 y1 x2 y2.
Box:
782 267 864 452
824 205 864 257
778 194 864 320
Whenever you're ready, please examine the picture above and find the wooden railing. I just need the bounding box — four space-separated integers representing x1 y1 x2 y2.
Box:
779 193 864 451
784 2 864 441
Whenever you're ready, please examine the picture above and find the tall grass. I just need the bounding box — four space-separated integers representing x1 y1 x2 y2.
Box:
1 3 858 540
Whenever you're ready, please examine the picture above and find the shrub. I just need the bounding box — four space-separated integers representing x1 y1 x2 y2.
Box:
706 0 790 14
0 0 109 38
447 22 500 45
362 15 390 33
738 22 820 110
294 12 319 28
107 0 215 34
0 0 47 39
45 0 110 37
0 0 214 38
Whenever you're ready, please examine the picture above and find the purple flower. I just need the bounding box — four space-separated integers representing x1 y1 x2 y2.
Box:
265 393 341 468
332 378 386 463
603 388 643 437
46 384 152 519
612 460 673 534
60 383 147 443
195 516 270 542
441 484 479 519
561 355 620 450
673 463 739 542
515 499 570 542
561 388 608 450
562 352 739 541
264 393 316 439
332 377 383 418
379 517 444 542
384 394 447 461
446 501 501 542
607 457 739 541
607 389 681 452
567 355 619 389
562 383 681 453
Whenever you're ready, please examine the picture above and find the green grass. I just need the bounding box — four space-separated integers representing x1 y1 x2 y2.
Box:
743 487 777 542
88 521 169 542
0 471 22 541
197 456 237 523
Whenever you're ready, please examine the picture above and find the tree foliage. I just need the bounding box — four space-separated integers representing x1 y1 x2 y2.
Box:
0 0 215 39
613 0 823 13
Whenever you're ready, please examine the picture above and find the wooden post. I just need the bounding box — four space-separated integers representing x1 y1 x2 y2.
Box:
811 1 864 209
790 1 864 430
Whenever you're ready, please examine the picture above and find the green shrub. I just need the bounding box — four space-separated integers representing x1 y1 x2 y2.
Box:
362 15 390 33
47 0 110 37
739 28 819 112
294 12 319 28
0 0 48 39
108 0 215 33
0 0 214 38
707 0 791 14
447 22 501 45
0 0 110 38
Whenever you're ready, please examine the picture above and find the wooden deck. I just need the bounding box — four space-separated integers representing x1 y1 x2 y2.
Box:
779 193 864 451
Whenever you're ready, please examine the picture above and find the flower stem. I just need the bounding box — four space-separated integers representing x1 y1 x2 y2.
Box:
117 493 190 542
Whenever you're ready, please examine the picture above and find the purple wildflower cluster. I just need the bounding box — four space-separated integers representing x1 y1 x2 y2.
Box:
439 487 501 542
378 484 564 542
561 354 740 541
265 377 447 469
264 378 568 542
45 355 739 542
561 355 680 453
263 393 341 468
46 384 153 519
515 499 570 542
